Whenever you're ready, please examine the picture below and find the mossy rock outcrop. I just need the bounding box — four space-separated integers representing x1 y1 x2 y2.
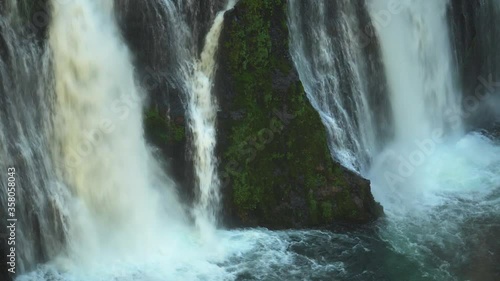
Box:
216 0 382 229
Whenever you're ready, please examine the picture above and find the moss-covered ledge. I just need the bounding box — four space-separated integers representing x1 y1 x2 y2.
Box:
215 0 382 229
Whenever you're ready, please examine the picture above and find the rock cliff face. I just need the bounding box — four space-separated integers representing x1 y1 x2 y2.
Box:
215 0 382 229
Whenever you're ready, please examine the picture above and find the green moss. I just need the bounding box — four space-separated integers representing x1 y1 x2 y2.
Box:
220 0 375 227
308 190 319 224
144 108 185 144
321 202 333 221
224 0 289 95
332 189 361 220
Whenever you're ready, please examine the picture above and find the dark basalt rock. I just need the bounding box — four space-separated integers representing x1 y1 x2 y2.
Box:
215 0 382 229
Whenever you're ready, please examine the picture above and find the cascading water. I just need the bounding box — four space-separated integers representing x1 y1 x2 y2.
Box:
5 0 212 279
288 0 392 172
0 2 68 274
366 0 465 203
49 0 189 259
188 0 236 237
137 0 236 233
289 0 500 279
370 0 463 142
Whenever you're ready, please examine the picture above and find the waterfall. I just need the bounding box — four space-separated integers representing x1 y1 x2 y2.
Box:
49 0 188 257
0 3 67 273
146 0 235 235
369 0 463 142
364 0 469 205
288 0 469 196
0 0 192 276
288 0 392 172
288 0 499 215
189 0 237 235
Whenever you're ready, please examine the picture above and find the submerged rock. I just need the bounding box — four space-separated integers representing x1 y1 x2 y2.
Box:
215 0 382 229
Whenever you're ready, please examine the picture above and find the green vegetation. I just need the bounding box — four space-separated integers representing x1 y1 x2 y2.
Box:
144 108 185 144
